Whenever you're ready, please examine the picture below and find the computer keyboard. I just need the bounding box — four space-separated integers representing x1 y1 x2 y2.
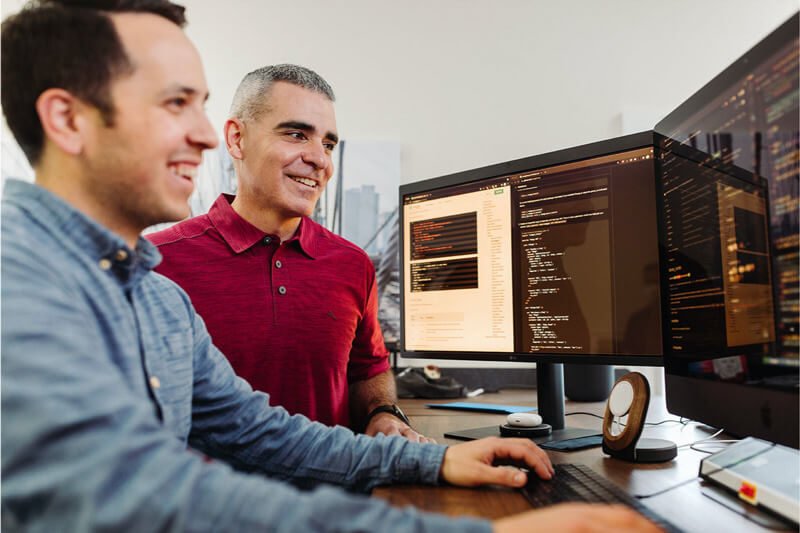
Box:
520 463 683 533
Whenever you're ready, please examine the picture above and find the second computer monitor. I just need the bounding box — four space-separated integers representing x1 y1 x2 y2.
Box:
400 131 663 366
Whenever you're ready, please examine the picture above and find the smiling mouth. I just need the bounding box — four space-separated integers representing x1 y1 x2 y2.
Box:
290 176 317 188
169 163 198 181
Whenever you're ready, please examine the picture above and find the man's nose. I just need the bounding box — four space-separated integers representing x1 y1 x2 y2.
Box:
303 142 328 169
189 111 219 150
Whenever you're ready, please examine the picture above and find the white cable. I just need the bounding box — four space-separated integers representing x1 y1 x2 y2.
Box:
689 440 741 454
677 428 728 449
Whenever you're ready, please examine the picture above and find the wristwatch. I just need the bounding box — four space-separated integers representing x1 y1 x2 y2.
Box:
366 404 411 426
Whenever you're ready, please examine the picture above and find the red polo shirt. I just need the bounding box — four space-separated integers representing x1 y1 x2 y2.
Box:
147 194 389 427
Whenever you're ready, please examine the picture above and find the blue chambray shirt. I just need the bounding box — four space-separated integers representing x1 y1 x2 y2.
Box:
1 180 491 533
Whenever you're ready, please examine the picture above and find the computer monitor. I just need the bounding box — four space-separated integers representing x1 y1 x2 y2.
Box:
655 13 799 448
399 131 664 434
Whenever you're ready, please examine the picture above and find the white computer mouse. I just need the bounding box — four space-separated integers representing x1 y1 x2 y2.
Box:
506 412 543 427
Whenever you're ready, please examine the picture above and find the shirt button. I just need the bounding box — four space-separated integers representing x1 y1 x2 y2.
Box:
115 249 128 262
275 260 283 269
263 236 272 245
149 376 161 389
98 258 112 271
278 286 287 295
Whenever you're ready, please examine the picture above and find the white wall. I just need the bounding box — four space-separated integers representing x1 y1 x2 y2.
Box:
177 0 797 183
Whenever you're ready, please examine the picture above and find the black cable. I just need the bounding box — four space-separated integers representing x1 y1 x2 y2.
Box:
645 418 688 427
565 411 604 420
635 441 777 499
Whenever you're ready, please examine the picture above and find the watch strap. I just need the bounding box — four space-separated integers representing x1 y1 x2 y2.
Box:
365 404 410 426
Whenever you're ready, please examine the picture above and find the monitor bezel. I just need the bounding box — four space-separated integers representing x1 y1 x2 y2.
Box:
399 131 665 366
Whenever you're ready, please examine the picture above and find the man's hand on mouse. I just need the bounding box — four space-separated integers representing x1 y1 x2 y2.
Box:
438 437 553 487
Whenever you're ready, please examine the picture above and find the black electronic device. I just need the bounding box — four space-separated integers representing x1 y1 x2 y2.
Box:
520 463 683 533
399 131 664 438
655 12 799 449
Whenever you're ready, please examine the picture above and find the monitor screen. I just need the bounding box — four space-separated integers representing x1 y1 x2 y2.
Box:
659 148 778 367
655 13 798 448
400 132 663 366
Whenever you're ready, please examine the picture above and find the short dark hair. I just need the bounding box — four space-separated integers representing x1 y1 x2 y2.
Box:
1 0 187 165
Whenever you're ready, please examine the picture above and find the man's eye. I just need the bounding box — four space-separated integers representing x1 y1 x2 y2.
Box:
324 142 336 151
287 131 306 140
166 97 187 109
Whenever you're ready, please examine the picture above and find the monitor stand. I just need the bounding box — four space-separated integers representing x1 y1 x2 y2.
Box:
444 363 602 443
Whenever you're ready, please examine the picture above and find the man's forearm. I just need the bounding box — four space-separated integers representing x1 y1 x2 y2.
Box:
349 369 398 431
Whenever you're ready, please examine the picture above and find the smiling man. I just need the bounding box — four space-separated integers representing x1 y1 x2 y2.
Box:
148 65 431 441
3 4 215 246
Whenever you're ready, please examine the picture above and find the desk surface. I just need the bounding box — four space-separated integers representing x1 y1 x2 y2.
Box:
372 391 791 532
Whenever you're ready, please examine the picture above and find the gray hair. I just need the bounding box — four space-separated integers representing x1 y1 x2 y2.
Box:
229 64 335 122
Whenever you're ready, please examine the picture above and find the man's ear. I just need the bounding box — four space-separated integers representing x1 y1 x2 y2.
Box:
35 88 92 156
224 118 246 161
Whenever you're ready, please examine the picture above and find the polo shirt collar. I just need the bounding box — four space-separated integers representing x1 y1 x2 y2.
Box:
207 194 265 254
294 217 318 259
207 193 318 259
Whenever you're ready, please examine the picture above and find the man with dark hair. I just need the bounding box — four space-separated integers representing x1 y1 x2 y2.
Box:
0 2 660 532
1 0 187 165
149 64 430 441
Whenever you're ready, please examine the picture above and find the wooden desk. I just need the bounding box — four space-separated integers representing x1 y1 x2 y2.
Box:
372 391 791 532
